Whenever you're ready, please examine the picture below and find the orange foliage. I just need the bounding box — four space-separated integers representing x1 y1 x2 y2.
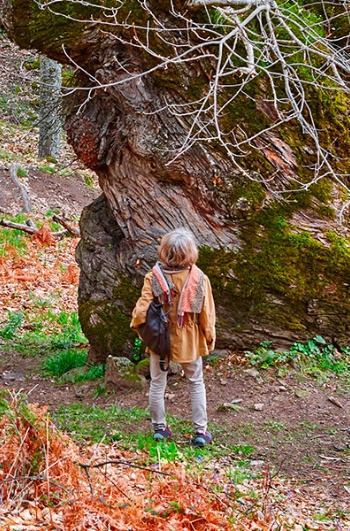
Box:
0 397 316 530
0 399 241 530
31 225 55 246
62 263 80 285
0 237 80 321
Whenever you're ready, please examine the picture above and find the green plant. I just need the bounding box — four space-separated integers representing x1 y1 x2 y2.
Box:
0 214 29 256
38 164 56 173
54 404 150 443
17 166 27 177
132 337 142 362
0 311 24 339
42 349 88 377
148 440 185 463
245 336 350 376
244 341 289 369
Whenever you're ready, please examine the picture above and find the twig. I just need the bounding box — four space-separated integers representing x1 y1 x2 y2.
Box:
9 163 32 213
52 214 80 236
79 459 231 508
0 474 69 492
81 463 95 497
98 468 132 501
78 459 173 476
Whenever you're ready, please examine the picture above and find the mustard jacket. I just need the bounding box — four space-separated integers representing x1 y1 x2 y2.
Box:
130 268 216 363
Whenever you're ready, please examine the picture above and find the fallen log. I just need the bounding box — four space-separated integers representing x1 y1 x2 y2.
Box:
0 218 69 237
0 218 37 234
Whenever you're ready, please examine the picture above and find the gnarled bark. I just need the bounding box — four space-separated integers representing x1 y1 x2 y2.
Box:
1 0 350 361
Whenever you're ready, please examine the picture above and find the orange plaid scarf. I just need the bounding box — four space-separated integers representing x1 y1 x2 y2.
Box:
152 262 204 327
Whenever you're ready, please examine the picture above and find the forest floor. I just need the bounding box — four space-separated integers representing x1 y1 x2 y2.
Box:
0 34 350 530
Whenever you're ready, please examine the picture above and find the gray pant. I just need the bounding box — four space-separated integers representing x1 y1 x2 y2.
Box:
149 354 208 433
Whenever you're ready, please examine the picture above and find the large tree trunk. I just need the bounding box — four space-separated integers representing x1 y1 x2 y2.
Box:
1 1 350 362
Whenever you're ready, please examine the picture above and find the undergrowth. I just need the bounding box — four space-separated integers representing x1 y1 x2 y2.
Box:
53 401 255 469
244 335 350 377
0 391 282 530
0 307 105 384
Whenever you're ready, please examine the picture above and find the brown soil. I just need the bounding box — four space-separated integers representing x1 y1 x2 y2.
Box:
0 167 99 217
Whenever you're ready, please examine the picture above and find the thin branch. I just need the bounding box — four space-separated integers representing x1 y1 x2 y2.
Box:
78 459 174 476
9 163 32 213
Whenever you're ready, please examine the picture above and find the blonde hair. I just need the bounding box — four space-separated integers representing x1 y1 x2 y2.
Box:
158 228 198 268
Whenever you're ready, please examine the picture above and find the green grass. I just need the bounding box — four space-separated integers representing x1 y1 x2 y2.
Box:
0 308 86 350
0 147 18 162
53 403 256 470
38 164 56 173
42 349 88 377
54 404 151 444
0 308 105 384
0 214 29 256
244 336 350 377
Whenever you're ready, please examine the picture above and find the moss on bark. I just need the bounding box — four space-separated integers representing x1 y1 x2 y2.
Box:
79 299 135 362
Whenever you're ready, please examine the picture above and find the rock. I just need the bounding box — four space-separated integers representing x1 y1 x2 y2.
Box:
328 396 343 408
2 371 26 382
105 356 145 392
253 403 264 411
135 357 151 378
244 368 260 378
165 393 175 401
250 460 265 467
73 382 93 398
59 366 91 384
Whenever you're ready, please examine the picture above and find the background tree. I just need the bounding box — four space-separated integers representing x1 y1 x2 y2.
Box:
38 55 62 161
1 0 350 362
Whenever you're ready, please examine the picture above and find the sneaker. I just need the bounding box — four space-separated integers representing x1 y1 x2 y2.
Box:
192 431 213 447
154 426 172 441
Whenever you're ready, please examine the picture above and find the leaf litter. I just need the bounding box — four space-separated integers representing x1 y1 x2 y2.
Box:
0 392 347 530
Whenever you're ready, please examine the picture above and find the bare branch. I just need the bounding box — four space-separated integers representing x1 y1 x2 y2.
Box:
9 163 32 213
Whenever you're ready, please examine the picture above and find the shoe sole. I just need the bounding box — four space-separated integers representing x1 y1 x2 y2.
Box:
192 439 212 447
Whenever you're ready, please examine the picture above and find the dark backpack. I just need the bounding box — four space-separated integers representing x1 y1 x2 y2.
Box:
138 297 170 372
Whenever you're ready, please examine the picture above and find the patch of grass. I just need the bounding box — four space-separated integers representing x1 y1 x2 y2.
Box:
227 467 252 484
0 147 18 162
16 166 27 177
54 403 256 471
0 214 29 256
44 357 106 384
267 421 285 432
54 404 151 443
38 164 56 173
0 93 38 126
0 310 24 339
0 308 88 382
42 349 88 377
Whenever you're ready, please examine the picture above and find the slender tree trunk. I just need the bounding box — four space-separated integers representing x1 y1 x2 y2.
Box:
38 55 62 161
